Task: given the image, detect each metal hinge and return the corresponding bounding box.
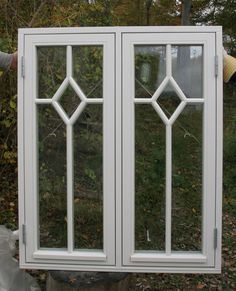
[22,224,26,244]
[214,228,217,249]
[21,56,25,78]
[215,55,219,77]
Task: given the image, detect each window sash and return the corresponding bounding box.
[18,27,222,273]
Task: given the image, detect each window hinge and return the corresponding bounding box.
[214,228,217,249]
[21,56,25,78]
[22,224,26,244]
[215,55,219,77]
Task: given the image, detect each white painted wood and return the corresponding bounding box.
[52,100,70,124]
[66,46,72,77]
[122,35,135,266]
[165,124,172,255]
[20,32,116,266]
[52,78,69,102]
[166,44,172,77]
[18,29,26,264]
[18,26,222,35]
[201,33,216,267]
[169,101,186,125]
[86,98,103,104]
[130,253,207,263]
[19,263,220,273]
[115,30,122,269]
[18,26,222,273]
[186,98,204,104]
[68,77,87,102]
[66,124,74,253]
[33,250,106,261]
[69,101,87,125]
[151,77,169,102]
[152,101,169,125]
[169,77,186,101]
[122,29,220,270]
[35,99,52,104]
[215,29,223,272]
[134,98,152,104]
[102,36,116,265]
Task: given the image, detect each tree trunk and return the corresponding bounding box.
[146,0,153,25]
[181,0,192,25]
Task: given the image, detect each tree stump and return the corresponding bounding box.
[46,271,130,291]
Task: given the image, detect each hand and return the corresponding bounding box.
[10,51,17,70]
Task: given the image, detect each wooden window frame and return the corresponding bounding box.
[18,26,222,273]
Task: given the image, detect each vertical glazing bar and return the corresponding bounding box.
[67,124,74,253]
[67,45,72,77]
[166,44,172,77]
[66,45,73,252]
[165,44,172,255]
[165,123,172,255]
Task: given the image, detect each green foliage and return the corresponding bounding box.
[223,83,236,205]
[192,0,236,52]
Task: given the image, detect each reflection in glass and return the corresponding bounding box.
[38,105,67,248]
[59,85,81,118]
[157,82,181,118]
[172,46,203,98]
[172,104,203,251]
[135,46,166,98]
[73,46,103,99]
[37,47,66,99]
[74,105,103,250]
[135,105,165,251]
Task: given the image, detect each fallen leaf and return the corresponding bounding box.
[196,283,205,289]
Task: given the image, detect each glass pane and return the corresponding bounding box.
[59,85,81,118]
[172,104,203,251]
[38,105,67,248]
[135,46,166,98]
[73,46,103,99]
[135,104,165,251]
[172,46,203,99]
[157,82,181,118]
[74,105,103,250]
[37,47,66,99]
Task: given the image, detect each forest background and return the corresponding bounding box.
[0,0,236,290]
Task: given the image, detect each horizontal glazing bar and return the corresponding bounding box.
[186,98,205,103]
[134,98,152,104]
[86,98,104,104]
[35,99,52,104]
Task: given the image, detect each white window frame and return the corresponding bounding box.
[18,26,222,273]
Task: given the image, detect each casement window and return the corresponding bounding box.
[18,27,222,273]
